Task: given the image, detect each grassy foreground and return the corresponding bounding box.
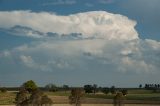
[0,89,160,105]
[0,92,16,105]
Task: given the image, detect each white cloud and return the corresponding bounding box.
[20,55,34,67]
[20,55,52,72]
[0,11,159,74]
[0,10,138,40]
[1,38,159,73]
[120,57,155,73]
[48,60,70,69]
[3,50,11,57]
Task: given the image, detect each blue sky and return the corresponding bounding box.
[0,0,160,87]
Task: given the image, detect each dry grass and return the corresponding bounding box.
[1,90,160,105]
[0,92,16,105]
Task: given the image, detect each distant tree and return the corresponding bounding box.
[93,84,98,94]
[23,80,38,93]
[16,81,53,106]
[139,84,142,88]
[15,88,53,106]
[45,83,58,92]
[29,89,53,106]
[29,89,43,105]
[110,86,116,94]
[0,87,7,93]
[15,88,28,106]
[113,92,125,106]
[155,84,158,88]
[145,84,149,89]
[63,85,69,93]
[102,87,110,95]
[98,86,102,91]
[69,88,83,106]
[121,89,128,96]
[84,85,93,94]
[151,84,154,88]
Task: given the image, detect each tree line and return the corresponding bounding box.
[144,84,160,89]
[13,80,127,106]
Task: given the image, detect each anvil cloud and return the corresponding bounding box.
[0,11,159,75]
[0,11,138,40]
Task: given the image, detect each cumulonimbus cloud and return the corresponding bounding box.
[0,10,138,40]
[0,11,159,74]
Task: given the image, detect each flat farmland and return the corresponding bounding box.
[1,90,160,105]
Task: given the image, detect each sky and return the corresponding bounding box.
[0,0,160,87]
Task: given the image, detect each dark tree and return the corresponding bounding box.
[63,85,69,93]
[93,84,98,94]
[102,87,110,95]
[113,92,125,106]
[145,84,149,89]
[29,89,53,106]
[23,80,38,93]
[15,82,53,106]
[15,88,28,106]
[139,84,142,88]
[121,89,128,96]
[155,84,158,88]
[110,86,116,94]
[0,87,7,93]
[69,88,83,106]
[45,83,58,92]
[29,89,43,105]
[84,85,93,93]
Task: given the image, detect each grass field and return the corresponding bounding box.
[0,89,160,105]
[45,91,71,96]
[85,93,160,101]
[0,92,16,105]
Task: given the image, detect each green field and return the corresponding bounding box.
[0,89,160,105]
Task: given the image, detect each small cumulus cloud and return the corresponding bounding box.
[3,50,11,57]
[20,55,34,67]
[20,55,52,72]
[48,60,71,69]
